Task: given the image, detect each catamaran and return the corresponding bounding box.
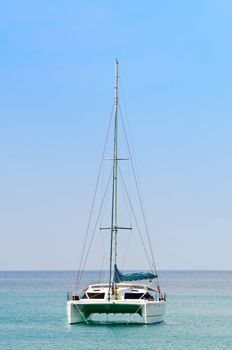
[67,60,166,324]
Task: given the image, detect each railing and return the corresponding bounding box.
[158,292,167,301]
[67,290,167,302]
[67,291,80,301]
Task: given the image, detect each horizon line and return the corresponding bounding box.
[0,269,231,272]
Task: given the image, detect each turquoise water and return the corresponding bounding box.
[0,271,232,349]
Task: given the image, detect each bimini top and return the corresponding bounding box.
[114,264,157,283]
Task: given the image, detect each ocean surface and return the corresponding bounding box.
[0,270,232,350]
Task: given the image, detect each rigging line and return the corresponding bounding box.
[98,256,104,283]
[118,170,133,269]
[76,166,113,289]
[76,165,113,288]
[118,166,153,271]
[74,104,114,290]
[100,166,112,230]
[100,223,108,263]
[117,82,140,197]
[74,305,89,324]
[126,304,144,325]
[100,154,104,227]
[118,158,132,227]
[98,236,109,283]
[118,75,131,137]
[98,210,109,282]
[104,264,109,284]
[119,105,158,278]
[121,228,132,269]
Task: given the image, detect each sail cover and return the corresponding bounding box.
[114,265,157,282]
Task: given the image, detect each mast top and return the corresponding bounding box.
[114,59,119,107]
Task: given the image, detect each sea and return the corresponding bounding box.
[0,270,232,350]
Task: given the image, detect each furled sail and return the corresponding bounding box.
[114,265,157,282]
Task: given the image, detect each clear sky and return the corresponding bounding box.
[0,0,232,270]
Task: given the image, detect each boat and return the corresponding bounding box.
[67,60,166,324]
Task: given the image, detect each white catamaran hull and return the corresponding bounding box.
[67,299,166,324]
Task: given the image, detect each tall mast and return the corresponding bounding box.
[108,59,119,299]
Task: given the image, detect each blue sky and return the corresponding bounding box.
[0,0,232,270]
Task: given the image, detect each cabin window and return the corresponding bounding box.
[142,292,154,301]
[87,293,105,299]
[124,293,144,299]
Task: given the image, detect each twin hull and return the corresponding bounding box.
[67,299,166,324]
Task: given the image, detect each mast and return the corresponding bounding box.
[108,59,119,299]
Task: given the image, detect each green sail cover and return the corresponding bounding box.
[114,265,157,282]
